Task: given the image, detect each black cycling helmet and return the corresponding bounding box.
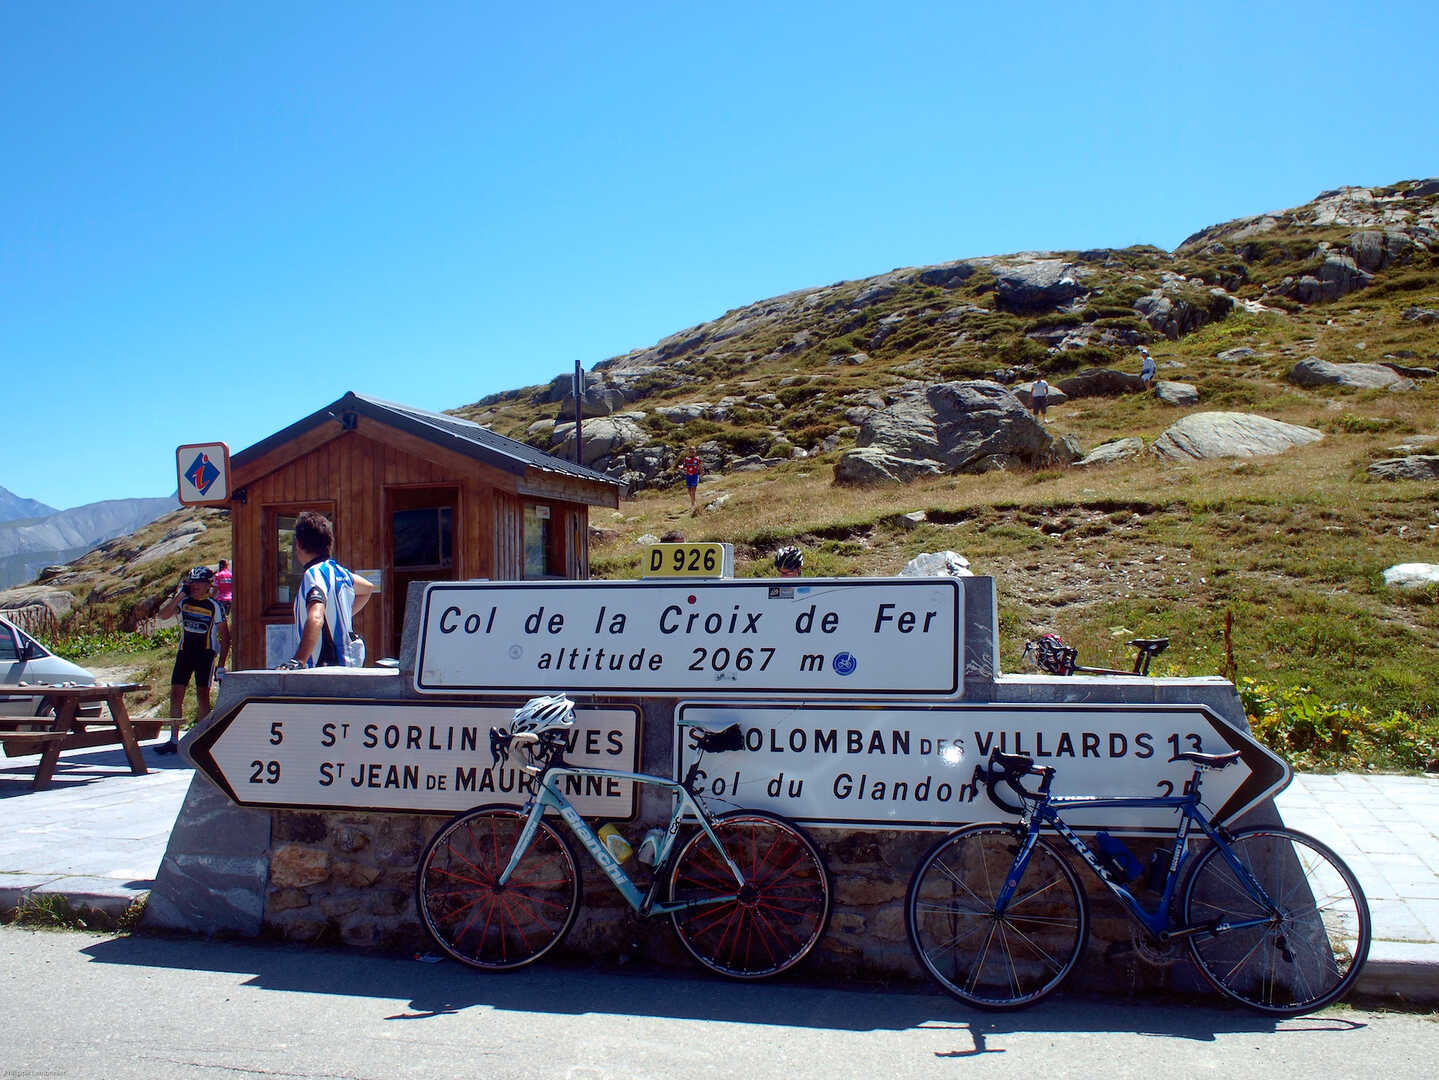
[185,566,216,585]
[774,546,803,572]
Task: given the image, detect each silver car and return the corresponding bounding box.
[0,614,97,717]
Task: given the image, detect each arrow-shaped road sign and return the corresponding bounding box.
[188,697,642,818]
[672,701,1290,832]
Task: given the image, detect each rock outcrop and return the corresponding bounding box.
[1366,456,1439,481]
[834,381,1051,485]
[1151,413,1323,461]
[1075,438,1146,468]
[1288,359,1417,391]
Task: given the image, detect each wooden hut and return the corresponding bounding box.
[226,391,622,668]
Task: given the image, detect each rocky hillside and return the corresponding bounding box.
[0,495,178,589]
[456,179,1438,494]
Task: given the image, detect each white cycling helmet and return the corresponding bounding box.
[510,694,575,734]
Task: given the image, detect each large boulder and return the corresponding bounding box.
[1154,381,1199,406]
[1013,382,1069,409]
[1151,412,1323,461]
[1366,456,1439,481]
[900,551,973,578]
[834,381,1051,485]
[1288,359,1416,391]
[990,259,1085,313]
[833,448,945,485]
[1133,287,1234,340]
[1348,230,1414,272]
[0,585,76,621]
[1075,438,1145,467]
[127,520,207,569]
[1382,563,1439,588]
[1056,368,1146,398]
[551,414,651,468]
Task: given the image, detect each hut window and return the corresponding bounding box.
[394,507,453,570]
[274,513,302,606]
[523,504,558,578]
[263,503,335,612]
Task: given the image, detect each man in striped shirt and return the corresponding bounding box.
[278,512,375,670]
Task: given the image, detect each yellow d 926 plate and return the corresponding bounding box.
[641,542,734,579]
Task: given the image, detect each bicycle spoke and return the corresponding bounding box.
[1183,828,1369,1015]
[907,826,1086,1010]
[670,813,831,979]
[416,808,581,971]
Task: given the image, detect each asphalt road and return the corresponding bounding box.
[1,926,1433,1080]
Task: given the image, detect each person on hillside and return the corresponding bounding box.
[154,565,229,754]
[278,511,375,670]
[680,447,703,515]
[774,546,803,578]
[213,559,233,616]
[1030,377,1050,420]
[1139,346,1157,389]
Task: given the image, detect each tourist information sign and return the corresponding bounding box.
[413,578,963,698]
[674,700,1289,832]
[188,697,642,817]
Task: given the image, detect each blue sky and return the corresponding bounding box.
[4,1,1433,509]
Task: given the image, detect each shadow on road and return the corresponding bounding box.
[80,933,1367,1045]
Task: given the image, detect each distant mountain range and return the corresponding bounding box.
[0,486,177,589]
[0,486,57,523]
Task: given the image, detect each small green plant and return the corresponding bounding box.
[1330,413,1398,434]
[6,893,106,931]
[1239,678,1437,773]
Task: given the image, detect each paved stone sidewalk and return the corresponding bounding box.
[0,741,195,913]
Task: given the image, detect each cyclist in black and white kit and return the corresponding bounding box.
[155,565,230,754]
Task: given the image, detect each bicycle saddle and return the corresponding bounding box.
[1128,637,1170,652]
[693,724,744,753]
[1172,750,1241,770]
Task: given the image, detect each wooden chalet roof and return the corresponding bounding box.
[231,391,623,507]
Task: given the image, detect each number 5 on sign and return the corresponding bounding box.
[642,543,733,579]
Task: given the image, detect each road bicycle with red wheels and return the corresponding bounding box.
[416,694,831,979]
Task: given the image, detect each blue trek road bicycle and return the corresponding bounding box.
[416,696,832,979]
[906,749,1370,1015]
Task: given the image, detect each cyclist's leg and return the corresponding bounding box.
[1182,826,1370,1015]
[416,805,582,971]
[668,810,831,979]
[906,824,1088,1009]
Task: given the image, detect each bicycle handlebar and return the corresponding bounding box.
[975,750,1055,815]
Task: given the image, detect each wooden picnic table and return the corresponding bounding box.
[0,683,157,791]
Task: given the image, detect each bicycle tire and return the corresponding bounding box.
[906,824,1088,1009]
[1182,826,1370,1015]
[415,805,582,971]
[668,810,831,979]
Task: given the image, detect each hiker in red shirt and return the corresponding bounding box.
[680,447,703,514]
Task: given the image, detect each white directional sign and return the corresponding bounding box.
[413,578,963,698]
[674,701,1290,832]
[189,697,642,817]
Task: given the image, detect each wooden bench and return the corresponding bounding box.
[0,683,153,790]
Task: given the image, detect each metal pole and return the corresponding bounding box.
[573,358,584,466]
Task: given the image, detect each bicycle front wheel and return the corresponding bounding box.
[416,806,582,971]
[906,824,1088,1009]
[1183,826,1370,1015]
[668,810,831,979]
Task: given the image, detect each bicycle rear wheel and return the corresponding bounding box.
[906,824,1088,1009]
[668,810,831,979]
[416,806,582,971]
[1183,826,1370,1015]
